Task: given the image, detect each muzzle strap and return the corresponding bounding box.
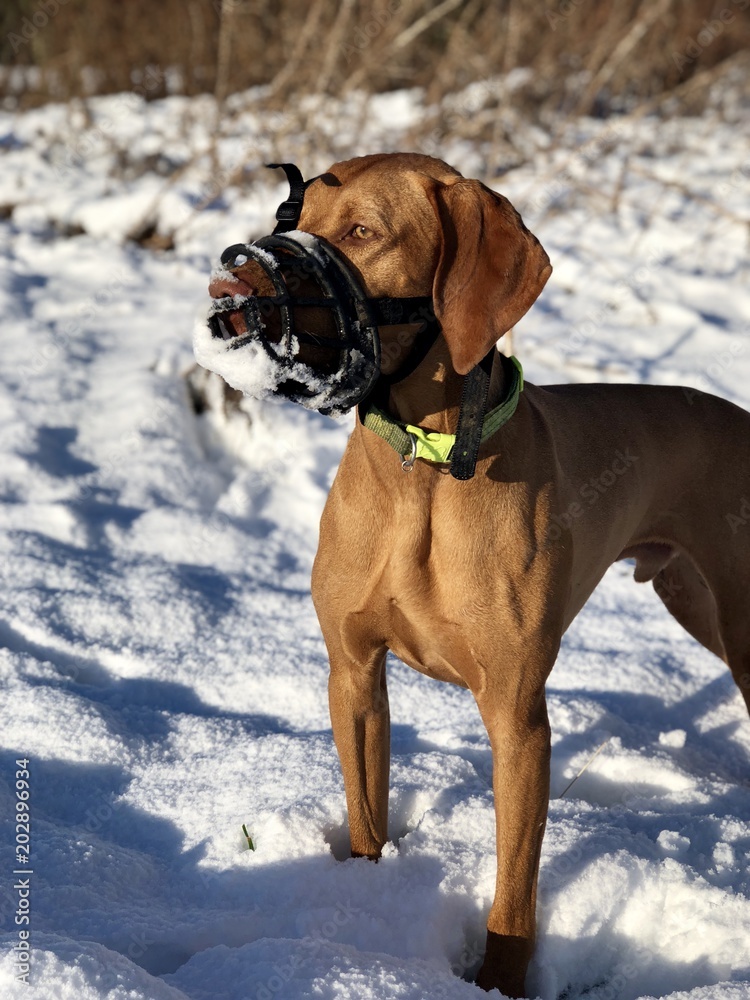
[370,297,435,326]
[450,350,495,480]
[268,162,307,233]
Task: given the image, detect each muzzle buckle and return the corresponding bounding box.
[268,162,307,234]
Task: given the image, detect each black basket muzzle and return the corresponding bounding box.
[207,233,381,417]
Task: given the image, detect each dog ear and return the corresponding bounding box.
[425,178,552,375]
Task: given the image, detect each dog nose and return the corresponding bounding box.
[208,275,254,299]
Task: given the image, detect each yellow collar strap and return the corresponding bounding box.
[362,355,523,468]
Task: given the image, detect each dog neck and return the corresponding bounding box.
[379,330,505,436]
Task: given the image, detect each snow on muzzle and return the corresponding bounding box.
[194,231,380,417]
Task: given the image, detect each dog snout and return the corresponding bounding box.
[208,275,254,299]
[208,275,256,339]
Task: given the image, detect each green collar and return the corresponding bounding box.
[362,355,523,468]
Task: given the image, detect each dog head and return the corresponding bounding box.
[203,153,551,403]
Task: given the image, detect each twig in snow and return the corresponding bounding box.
[557,738,610,799]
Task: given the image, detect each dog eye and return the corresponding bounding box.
[349,225,375,240]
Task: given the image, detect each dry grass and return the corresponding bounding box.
[1,0,748,120]
[2,0,747,246]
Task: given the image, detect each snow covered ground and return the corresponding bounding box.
[0,87,749,1000]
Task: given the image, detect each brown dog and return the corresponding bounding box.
[209,153,750,997]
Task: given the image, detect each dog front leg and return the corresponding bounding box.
[475,688,551,998]
[328,647,390,859]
